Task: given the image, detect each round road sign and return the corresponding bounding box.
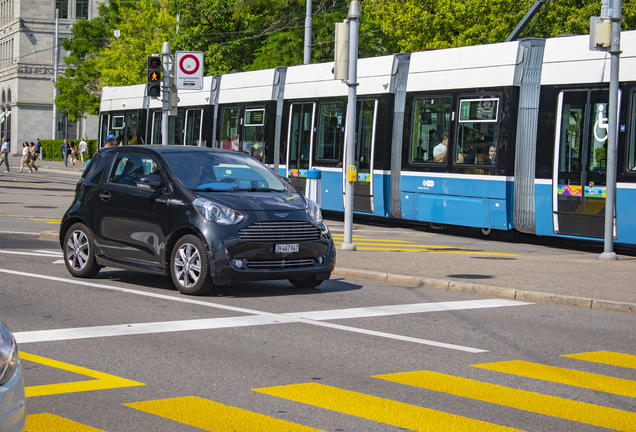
[179,54,200,75]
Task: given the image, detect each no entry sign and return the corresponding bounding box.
[175,51,204,90]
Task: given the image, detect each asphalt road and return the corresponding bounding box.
[1,169,636,431]
[1,231,635,432]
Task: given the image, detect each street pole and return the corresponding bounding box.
[304,0,312,64]
[51,8,59,140]
[600,0,621,261]
[161,42,170,146]
[340,1,361,252]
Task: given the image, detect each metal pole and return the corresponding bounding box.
[341,1,361,252]
[51,8,59,140]
[303,0,312,64]
[600,0,621,261]
[161,42,170,146]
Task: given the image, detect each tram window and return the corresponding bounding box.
[152,111,161,144]
[243,109,265,158]
[220,108,240,151]
[628,93,636,172]
[112,116,124,129]
[456,98,499,165]
[185,109,202,146]
[126,113,141,145]
[411,97,452,163]
[316,103,343,161]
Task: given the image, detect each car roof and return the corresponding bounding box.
[102,145,239,155]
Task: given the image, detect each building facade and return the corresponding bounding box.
[1,0,100,156]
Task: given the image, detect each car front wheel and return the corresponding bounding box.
[63,223,100,278]
[170,235,211,295]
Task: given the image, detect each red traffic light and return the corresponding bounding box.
[148,56,161,69]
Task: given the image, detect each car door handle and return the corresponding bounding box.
[156,198,184,207]
[98,191,111,201]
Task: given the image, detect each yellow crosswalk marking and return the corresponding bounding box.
[254,382,525,432]
[374,370,636,431]
[26,413,106,431]
[125,396,325,432]
[20,352,144,397]
[563,351,636,369]
[473,360,636,398]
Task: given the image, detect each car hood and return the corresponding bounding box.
[194,191,308,212]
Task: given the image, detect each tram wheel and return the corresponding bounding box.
[481,228,492,237]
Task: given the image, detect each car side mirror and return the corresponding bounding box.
[137,174,163,189]
[282,177,291,184]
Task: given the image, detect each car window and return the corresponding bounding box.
[163,150,286,192]
[109,153,159,187]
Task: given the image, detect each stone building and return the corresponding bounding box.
[1,0,100,156]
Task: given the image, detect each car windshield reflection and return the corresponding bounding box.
[162,150,287,192]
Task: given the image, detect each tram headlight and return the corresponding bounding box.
[0,321,19,386]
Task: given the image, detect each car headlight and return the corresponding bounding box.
[193,198,244,225]
[0,321,19,386]
[306,199,323,224]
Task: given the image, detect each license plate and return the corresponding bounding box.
[275,244,299,253]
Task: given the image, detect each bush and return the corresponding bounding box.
[40,139,98,161]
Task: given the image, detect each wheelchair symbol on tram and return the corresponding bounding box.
[593,104,609,143]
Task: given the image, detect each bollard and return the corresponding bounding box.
[306,168,322,207]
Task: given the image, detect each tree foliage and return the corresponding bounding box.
[361,0,636,54]
[167,0,348,74]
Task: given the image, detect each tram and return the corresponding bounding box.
[98,30,636,246]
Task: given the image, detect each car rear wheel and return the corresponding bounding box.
[63,223,100,278]
[289,276,323,289]
[170,235,211,295]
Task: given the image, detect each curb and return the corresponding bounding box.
[332,268,636,314]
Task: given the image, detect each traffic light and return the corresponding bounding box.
[147,55,162,97]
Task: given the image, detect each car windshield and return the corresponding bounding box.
[162,150,287,192]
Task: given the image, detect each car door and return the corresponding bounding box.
[93,151,166,265]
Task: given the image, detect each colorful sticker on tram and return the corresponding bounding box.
[357,173,371,182]
[584,186,606,198]
[288,169,299,177]
[557,185,582,196]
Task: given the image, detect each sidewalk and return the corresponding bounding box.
[31,159,636,314]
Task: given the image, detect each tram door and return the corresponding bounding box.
[353,100,377,212]
[553,90,613,238]
[287,103,314,195]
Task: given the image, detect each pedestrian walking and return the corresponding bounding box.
[18,141,32,173]
[68,141,77,165]
[0,137,10,173]
[79,137,87,165]
[60,139,68,166]
[28,142,38,172]
[34,138,42,161]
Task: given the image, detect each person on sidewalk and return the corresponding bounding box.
[60,139,68,166]
[28,142,38,172]
[68,141,77,165]
[78,137,87,165]
[34,138,42,161]
[0,137,10,173]
[18,141,32,173]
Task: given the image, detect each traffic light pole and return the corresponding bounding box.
[161,42,171,146]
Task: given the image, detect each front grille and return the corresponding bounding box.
[245,258,315,269]
[239,221,321,243]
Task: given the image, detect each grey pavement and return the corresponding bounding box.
[13,159,636,314]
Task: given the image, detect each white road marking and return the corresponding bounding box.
[0,250,67,258]
[33,250,63,256]
[2,269,531,353]
[52,259,64,264]
[0,231,39,235]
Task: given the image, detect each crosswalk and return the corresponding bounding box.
[24,350,636,431]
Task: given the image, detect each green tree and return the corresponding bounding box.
[96,0,176,87]
[361,0,636,54]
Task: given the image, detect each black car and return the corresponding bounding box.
[60,146,336,295]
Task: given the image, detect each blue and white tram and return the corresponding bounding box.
[98,30,636,247]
